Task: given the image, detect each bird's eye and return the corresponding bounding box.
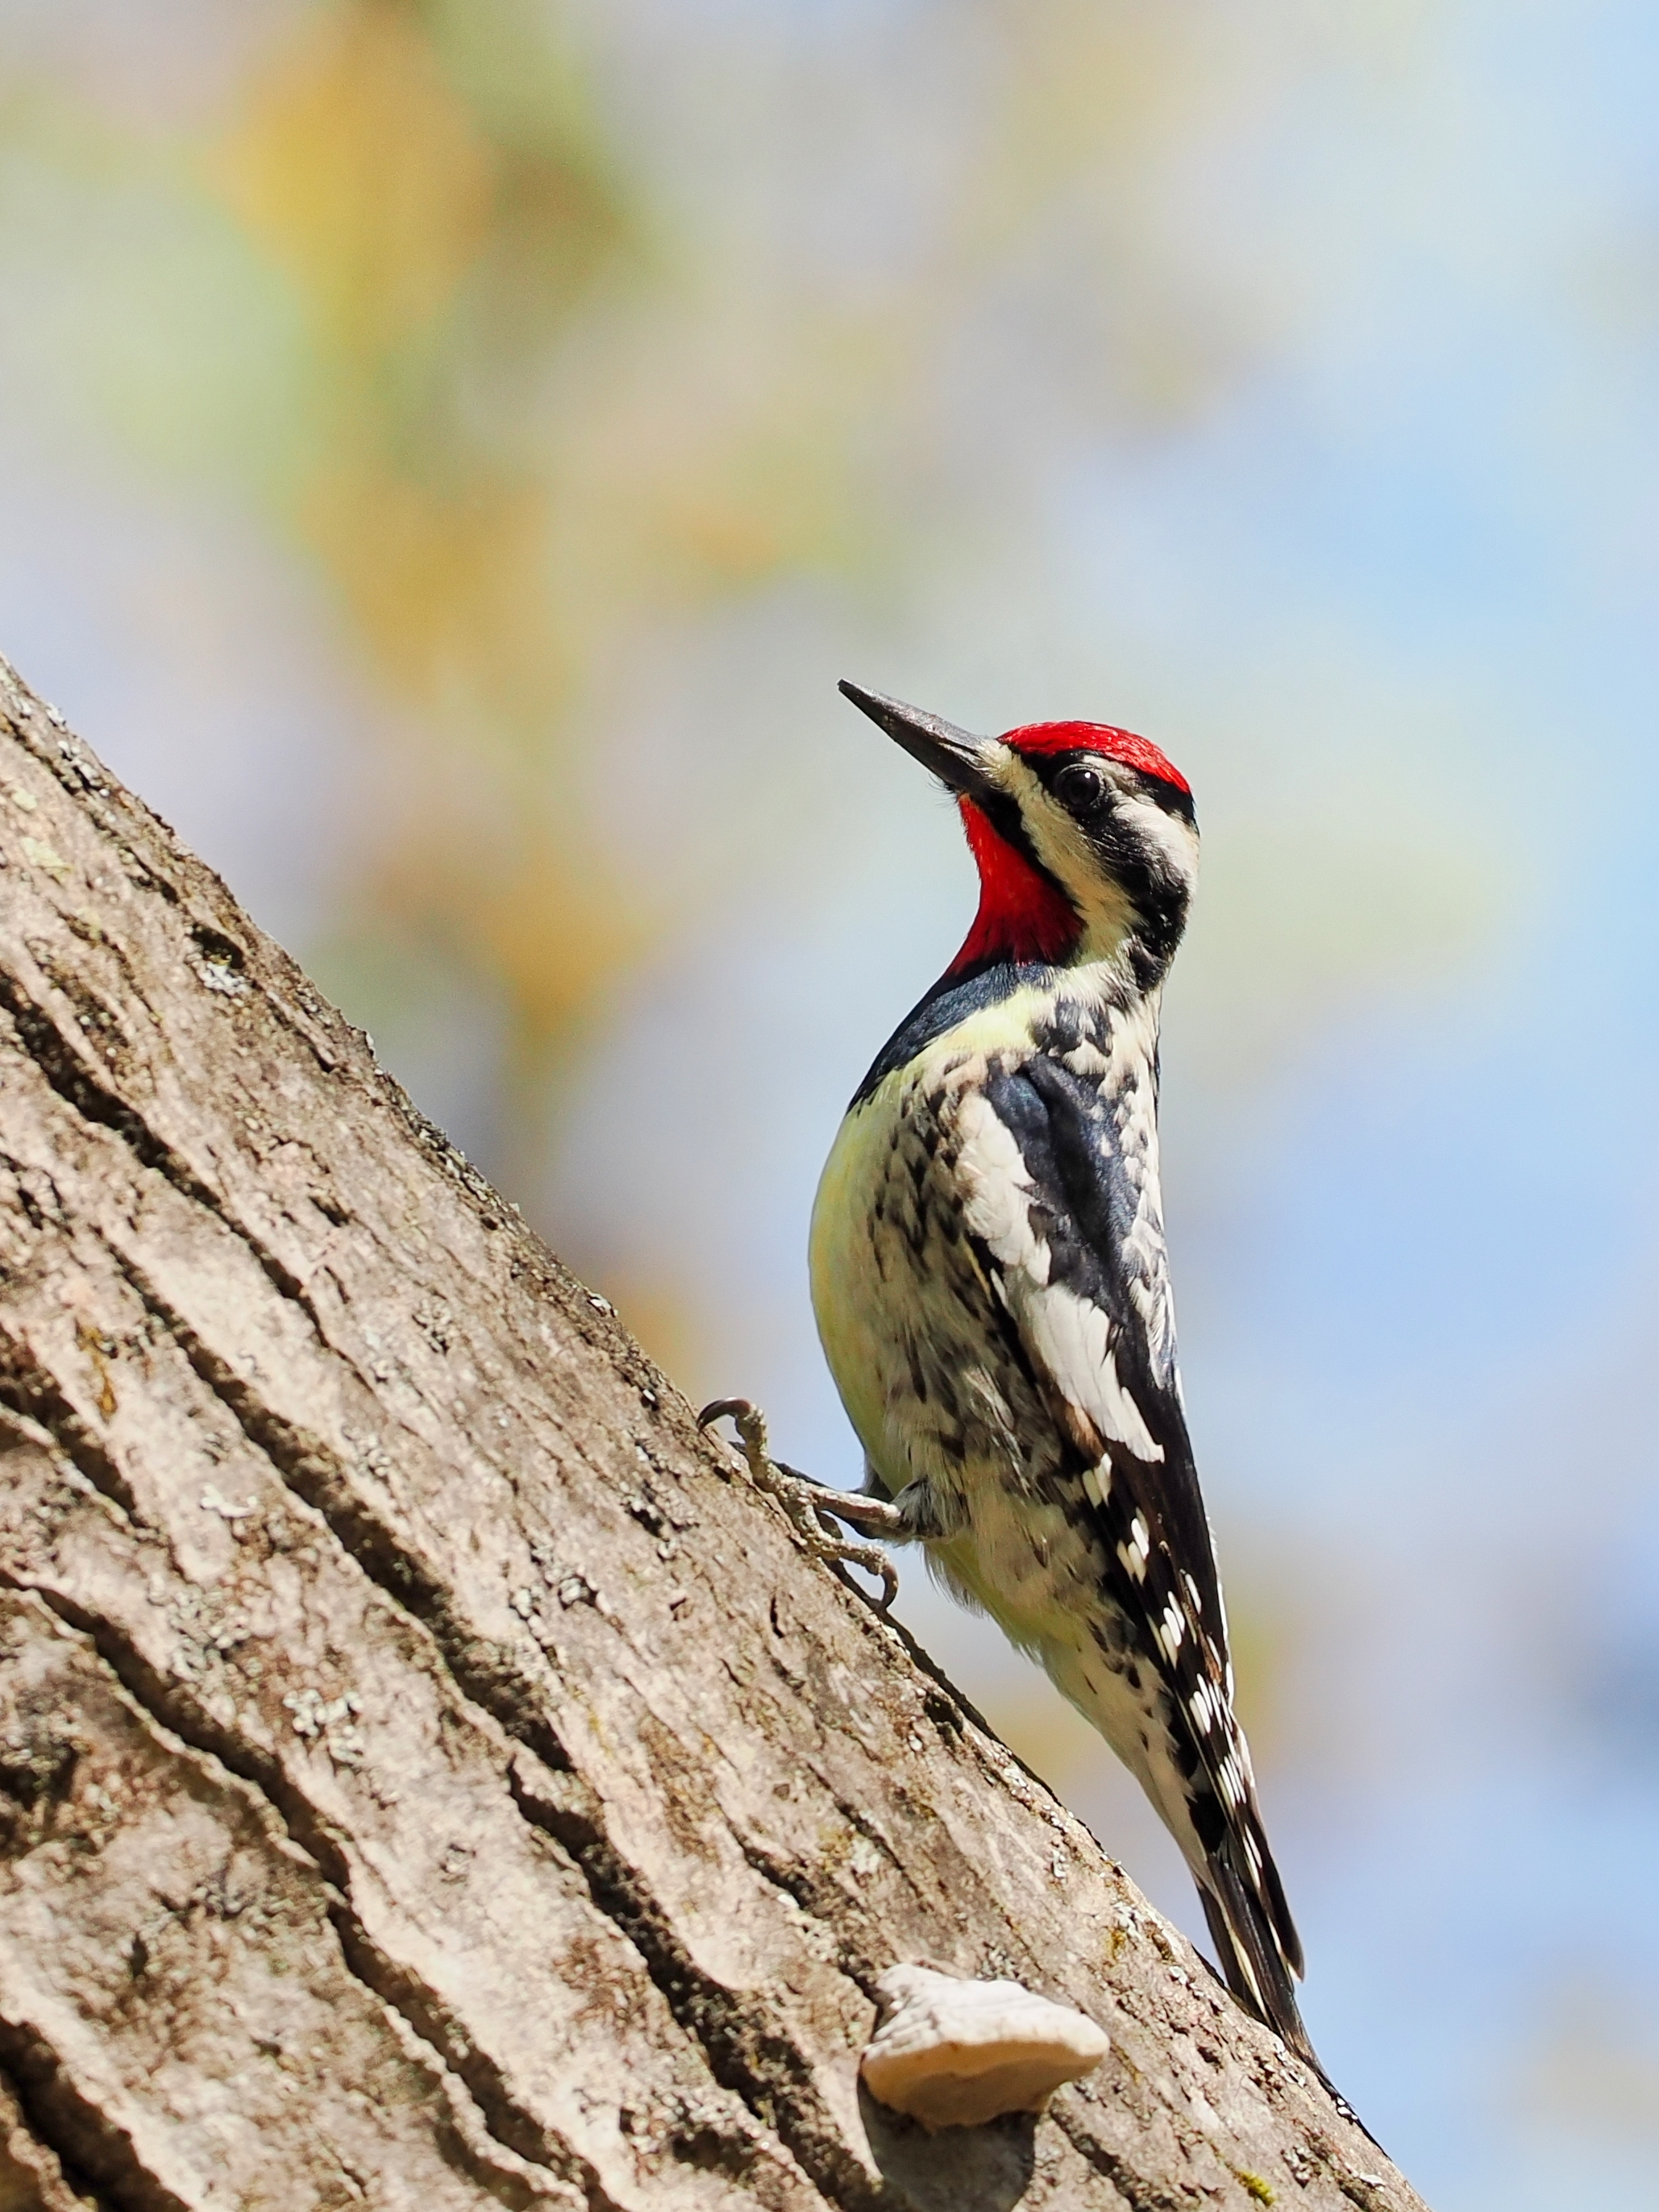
[1054,763,1108,817]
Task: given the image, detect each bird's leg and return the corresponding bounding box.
[698,1397,903,1612]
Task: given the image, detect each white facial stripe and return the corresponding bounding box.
[1113,792,1200,895]
[1002,755,1134,950]
[992,748,1197,961]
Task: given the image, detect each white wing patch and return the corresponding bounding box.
[1021,1283,1165,1462]
[955,1091,1051,1283]
[953,1084,1166,1464]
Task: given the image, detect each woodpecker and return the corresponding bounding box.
[797,679,1319,2073]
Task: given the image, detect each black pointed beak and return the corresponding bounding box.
[838,680,1002,803]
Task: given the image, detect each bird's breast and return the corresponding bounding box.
[809,971,1175,1498]
[812,991,1043,1491]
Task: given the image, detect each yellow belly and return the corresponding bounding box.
[808,1079,907,1485]
[808,979,1217,1860]
[809,983,1086,1627]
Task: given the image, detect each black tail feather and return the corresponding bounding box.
[1199,1842,1382,2148]
[1201,1843,1311,2060]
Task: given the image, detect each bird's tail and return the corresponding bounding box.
[1198,1825,1378,2142]
[1199,1819,1308,2059]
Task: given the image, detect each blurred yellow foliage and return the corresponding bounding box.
[305,457,555,713]
[205,0,651,1115]
[216,1,495,362]
[196,0,1282,1245]
[376,813,649,1048]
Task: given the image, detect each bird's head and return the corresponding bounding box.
[840,680,1198,992]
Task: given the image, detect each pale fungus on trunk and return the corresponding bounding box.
[859,1965,1110,2131]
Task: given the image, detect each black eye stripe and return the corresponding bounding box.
[1025,749,1196,827]
[1052,762,1108,816]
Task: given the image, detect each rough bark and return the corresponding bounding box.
[0,653,1429,2212]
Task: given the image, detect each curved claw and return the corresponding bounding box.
[823,1532,900,1615]
[698,1397,771,1469]
[697,1396,755,1431]
[698,1395,900,1614]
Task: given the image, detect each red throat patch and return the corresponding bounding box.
[947,798,1080,977]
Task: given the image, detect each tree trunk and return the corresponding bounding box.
[0,654,1428,2212]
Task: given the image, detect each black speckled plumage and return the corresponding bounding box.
[811,688,1330,2085]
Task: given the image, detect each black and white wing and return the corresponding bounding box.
[956,1050,1312,2063]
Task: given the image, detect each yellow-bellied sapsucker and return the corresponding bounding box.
[804,680,1317,2070]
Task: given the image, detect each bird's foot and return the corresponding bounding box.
[698,1397,902,1613]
